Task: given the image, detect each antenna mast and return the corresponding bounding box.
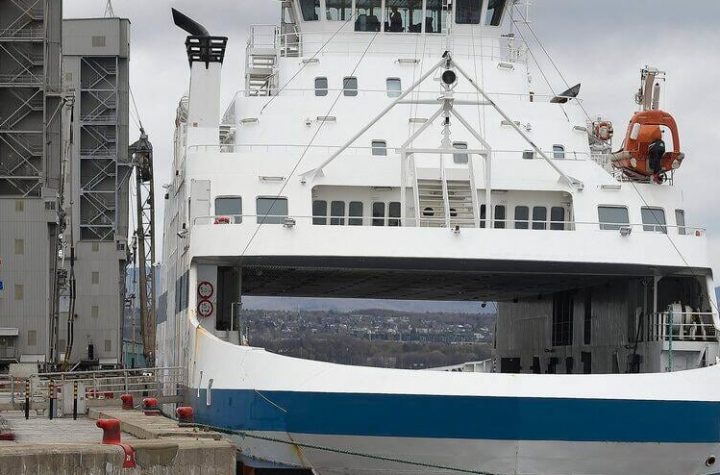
[104,0,115,17]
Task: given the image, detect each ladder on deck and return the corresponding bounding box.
[245,26,280,97]
[415,174,478,228]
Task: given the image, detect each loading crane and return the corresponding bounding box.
[129,129,156,368]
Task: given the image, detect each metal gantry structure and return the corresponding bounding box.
[129,130,156,368]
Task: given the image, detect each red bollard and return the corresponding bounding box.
[176,406,194,426]
[96,418,121,444]
[120,394,134,410]
[96,418,136,468]
[142,397,160,416]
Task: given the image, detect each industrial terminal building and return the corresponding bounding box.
[0,0,131,369]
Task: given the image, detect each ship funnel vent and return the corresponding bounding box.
[172,9,228,68]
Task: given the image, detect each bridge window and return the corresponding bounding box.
[312,200,327,225]
[453,142,468,164]
[386,77,402,97]
[349,201,364,225]
[388,202,401,226]
[550,206,565,230]
[598,205,629,230]
[532,206,547,230]
[215,196,242,223]
[484,0,507,26]
[315,77,328,96]
[299,0,320,21]
[256,197,288,224]
[355,0,382,31]
[514,206,529,230]
[343,76,358,96]
[424,0,447,33]
[331,201,346,225]
[372,202,386,225]
[385,0,423,32]
[455,0,481,24]
[371,140,387,156]
[552,291,573,346]
[641,207,667,233]
[326,0,352,20]
[675,209,686,235]
[494,205,506,228]
[553,144,565,159]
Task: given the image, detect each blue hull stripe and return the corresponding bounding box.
[192,389,720,443]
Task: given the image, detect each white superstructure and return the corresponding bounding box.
[158,2,720,474]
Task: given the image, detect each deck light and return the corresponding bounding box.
[283,217,296,228]
[619,226,632,237]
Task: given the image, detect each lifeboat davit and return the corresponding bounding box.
[610,109,685,183]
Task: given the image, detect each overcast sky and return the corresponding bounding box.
[63,1,720,276]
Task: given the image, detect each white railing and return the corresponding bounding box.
[649,312,717,343]
[192,214,706,235]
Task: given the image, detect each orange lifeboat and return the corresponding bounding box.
[611,109,685,183]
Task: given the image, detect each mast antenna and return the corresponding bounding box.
[104,0,115,17]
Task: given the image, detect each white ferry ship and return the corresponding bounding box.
[157,2,720,474]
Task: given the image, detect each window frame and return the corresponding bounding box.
[313,200,328,225]
[314,76,328,96]
[641,206,667,233]
[550,206,566,231]
[598,205,629,231]
[455,0,482,24]
[675,209,686,235]
[532,206,547,230]
[371,139,388,156]
[343,76,358,96]
[349,201,364,226]
[330,200,346,225]
[298,0,321,21]
[452,141,469,164]
[552,144,565,159]
[522,150,534,160]
[386,77,402,97]
[514,206,529,230]
[215,196,243,224]
[256,196,289,224]
[372,202,386,226]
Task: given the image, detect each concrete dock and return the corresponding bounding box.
[0,408,236,474]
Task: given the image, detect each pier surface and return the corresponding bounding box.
[0,408,235,474]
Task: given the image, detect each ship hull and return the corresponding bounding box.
[186,330,720,475]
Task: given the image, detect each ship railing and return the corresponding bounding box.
[247,24,280,50]
[256,28,527,61]
[647,312,718,343]
[192,214,705,235]
[188,144,591,159]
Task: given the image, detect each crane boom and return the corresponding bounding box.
[129,129,156,367]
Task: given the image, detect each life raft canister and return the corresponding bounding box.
[610,109,685,183]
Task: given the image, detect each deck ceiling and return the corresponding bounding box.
[198,256,694,301]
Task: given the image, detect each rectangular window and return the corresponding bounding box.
[326,0,351,21]
[552,291,573,346]
[581,351,592,374]
[313,200,328,225]
[522,150,534,160]
[91,272,100,285]
[15,200,23,212]
[641,207,667,233]
[553,144,565,159]
[388,202,401,227]
[550,206,565,230]
[104,339,112,352]
[584,292,592,345]
[92,242,99,252]
[215,196,242,223]
[330,200,346,225]
[14,284,24,301]
[494,205,506,229]
[371,140,387,156]
[314,77,328,96]
[452,142,468,164]
[343,76,358,96]
[355,0,382,31]
[532,206,547,230]
[27,330,37,346]
[349,201,364,226]
[565,357,574,374]
[484,0,507,26]
[92,305,99,318]
[675,209,686,235]
[480,204,486,228]
[299,0,320,21]
[531,357,541,374]
[372,202,385,226]
[14,239,24,255]
[385,0,423,32]
[386,78,402,97]
[514,206,529,230]
[424,0,447,33]
[598,206,629,230]
[256,197,288,224]
[455,0,481,24]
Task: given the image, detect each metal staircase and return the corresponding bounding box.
[414,171,479,228]
[447,179,476,227]
[245,26,279,97]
